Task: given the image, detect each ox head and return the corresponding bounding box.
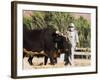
[52,32,71,50]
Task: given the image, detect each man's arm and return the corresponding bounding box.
[75,31,79,44]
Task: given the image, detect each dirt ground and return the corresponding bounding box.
[23,54,91,70]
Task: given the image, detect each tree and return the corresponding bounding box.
[23,11,90,48]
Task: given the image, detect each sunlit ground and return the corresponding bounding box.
[23,53,91,70]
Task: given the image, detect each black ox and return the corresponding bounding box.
[23,27,71,65]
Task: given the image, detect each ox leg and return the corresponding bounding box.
[50,51,55,65]
[44,56,48,65]
[28,56,33,65]
[64,55,69,65]
[49,57,55,65]
[64,50,71,65]
[45,51,55,65]
[54,58,57,64]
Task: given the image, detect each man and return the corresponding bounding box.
[65,23,79,65]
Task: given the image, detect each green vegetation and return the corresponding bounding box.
[23,11,91,48]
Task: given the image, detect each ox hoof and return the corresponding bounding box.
[64,62,69,66]
[64,62,72,66]
[49,63,55,65]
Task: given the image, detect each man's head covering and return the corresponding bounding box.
[68,23,75,28]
